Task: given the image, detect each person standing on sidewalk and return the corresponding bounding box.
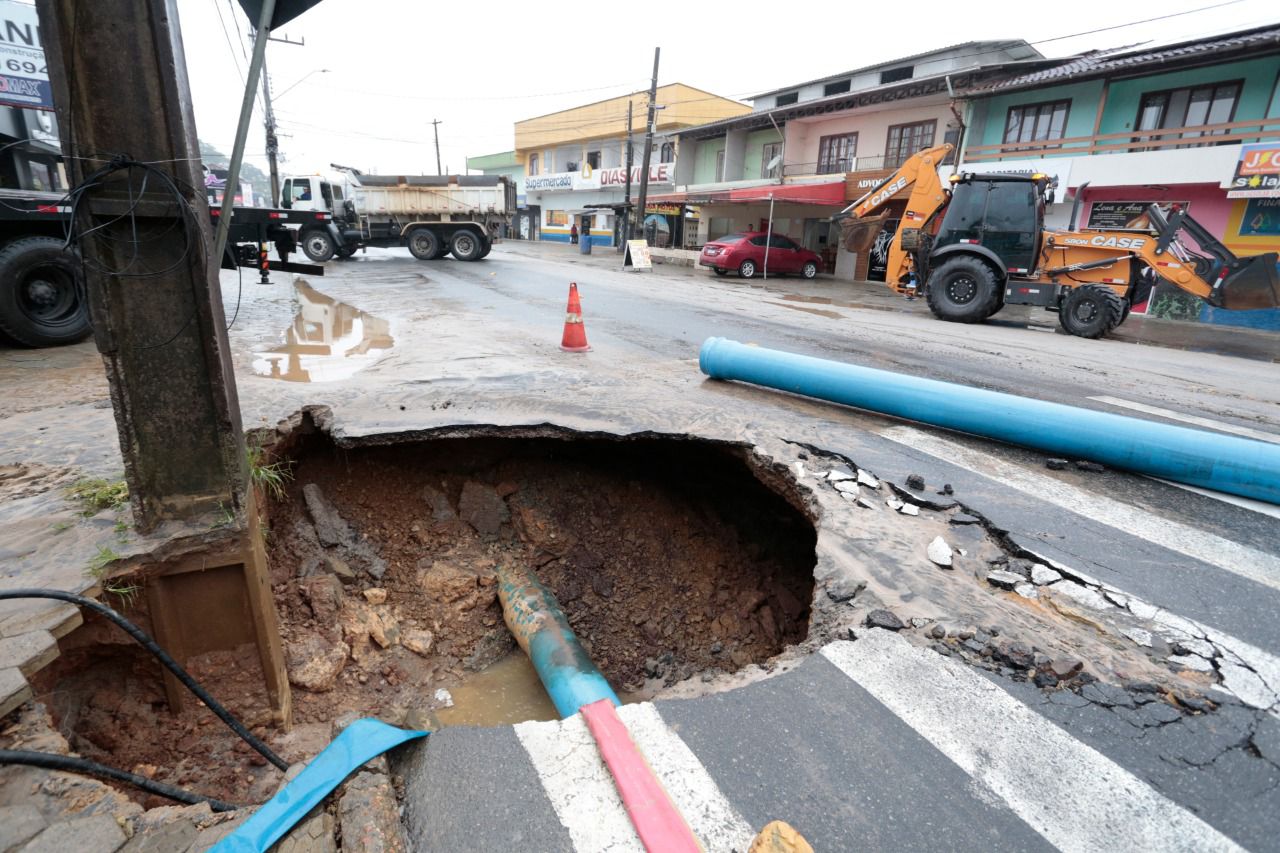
[570,222,579,244]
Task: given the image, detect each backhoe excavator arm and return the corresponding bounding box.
[835,143,953,291]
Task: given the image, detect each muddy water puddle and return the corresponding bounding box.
[252,280,394,382]
[437,653,559,727]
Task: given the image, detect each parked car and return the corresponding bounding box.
[699,231,822,279]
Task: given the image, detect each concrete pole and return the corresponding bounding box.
[432,119,443,176]
[635,47,660,245]
[621,99,633,251]
[262,53,280,207]
[36,0,291,725]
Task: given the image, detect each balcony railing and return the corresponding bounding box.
[783,155,888,177]
[964,117,1280,162]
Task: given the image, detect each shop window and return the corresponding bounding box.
[762,142,783,178]
[1003,100,1071,145]
[1134,81,1241,149]
[528,153,539,175]
[885,120,935,169]
[587,151,601,169]
[547,210,568,226]
[817,133,857,173]
[775,92,799,107]
[823,79,851,97]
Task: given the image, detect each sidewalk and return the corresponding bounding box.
[497,239,1280,363]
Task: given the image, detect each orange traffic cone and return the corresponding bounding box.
[560,282,590,352]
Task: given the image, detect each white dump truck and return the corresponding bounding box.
[282,167,515,263]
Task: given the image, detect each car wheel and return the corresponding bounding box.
[450,229,485,262]
[301,229,336,262]
[738,260,757,279]
[713,268,728,276]
[407,228,440,261]
[801,261,818,279]
[1058,284,1126,338]
[925,256,1001,323]
[0,237,90,347]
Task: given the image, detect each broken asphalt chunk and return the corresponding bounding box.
[833,480,859,495]
[1045,458,1069,470]
[986,570,1024,590]
[949,513,980,525]
[926,536,953,568]
[1075,460,1106,473]
[856,469,879,488]
[865,609,905,631]
[899,503,919,516]
[1030,563,1062,585]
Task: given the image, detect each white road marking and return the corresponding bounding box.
[514,714,642,852]
[515,705,757,852]
[822,632,1244,853]
[1154,477,1280,521]
[878,426,1280,594]
[616,703,757,852]
[1088,396,1280,445]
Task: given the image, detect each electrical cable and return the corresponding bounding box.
[0,750,238,812]
[0,590,288,772]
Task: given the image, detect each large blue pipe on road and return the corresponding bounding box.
[699,337,1280,505]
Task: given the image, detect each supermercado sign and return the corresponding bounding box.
[525,162,673,193]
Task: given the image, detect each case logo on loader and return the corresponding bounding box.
[868,177,908,209]
[1064,235,1148,249]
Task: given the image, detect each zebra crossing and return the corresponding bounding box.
[397,624,1270,851]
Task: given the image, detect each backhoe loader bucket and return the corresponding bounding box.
[1216,252,1280,310]
[840,213,888,254]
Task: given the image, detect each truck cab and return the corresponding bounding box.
[281,175,346,216]
[930,174,1047,276]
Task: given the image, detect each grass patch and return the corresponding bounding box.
[247,444,293,501]
[50,521,72,534]
[104,582,141,609]
[86,545,121,578]
[67,478,129,517]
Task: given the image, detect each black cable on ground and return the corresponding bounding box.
[0,750,237,812]
[0,589,288,771]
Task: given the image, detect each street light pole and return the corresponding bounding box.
[634,47,660,245]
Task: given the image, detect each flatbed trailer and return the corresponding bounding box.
[0,189,322,347]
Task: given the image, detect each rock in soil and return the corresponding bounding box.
[1045,458,1069,470]
[905,474,925,491]
[338,772,408,853]
[865,609,905,631]
[457,481,510,538]
[927,536,953,568]
[303,483,354,547]
[1075,460,1106,473]
[286,632,350,692]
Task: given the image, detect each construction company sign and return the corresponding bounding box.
[524,163,674,194]
[1224,142,1280,198]
[0,1,52,111]
[946,157,1073,204]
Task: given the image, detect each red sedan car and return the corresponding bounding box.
[699,231,822,279]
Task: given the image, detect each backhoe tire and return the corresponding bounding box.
[1059,284,1126,339]
[301,229,336,263]
[925,256,1001,323]
[407,228,441,261]
[0,237,90,348]
[450,229,485,262]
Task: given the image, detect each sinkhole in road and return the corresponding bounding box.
[265,428,819,716]
[26,428,817,809]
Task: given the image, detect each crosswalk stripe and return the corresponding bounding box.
[1087,396,1280,445]
[513,714,642,852]
[821,632,1245,853]
[515,704,757,852]
[616,703,757,852]
[878,425,1280,594]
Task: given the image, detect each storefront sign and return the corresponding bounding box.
[948,157,1073,204]
[525,162,675,194]
[0,1,52,111]
[1087,201,1188,231]
[623,239,652,270]
[1240,198,1280,236]
[645,203,682,216]
[1225,142,1280,198]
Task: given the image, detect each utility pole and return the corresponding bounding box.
[635,47,660,246]
[621,99,633,251]
[262,52,280,206]
[432,119,443,175]
[36,0,291,726]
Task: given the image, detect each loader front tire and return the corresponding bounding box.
[1059,284,1125,339]
[925,256,1000,324]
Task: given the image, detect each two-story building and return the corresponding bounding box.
[515,85,750,246]
[958,24,1280,328]
[662,41,1045,278]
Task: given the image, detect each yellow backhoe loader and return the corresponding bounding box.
[837,144,1280,337]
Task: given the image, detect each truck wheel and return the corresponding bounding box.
[450,229,484,262]
[925,256,1000,323]
[478,238,493,259]
[1058,284,1126,339]
[0,237,90,348]
[334,245,356,260]
[407,228,440,261]
[301,229,336,262]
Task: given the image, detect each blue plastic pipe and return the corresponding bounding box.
[699,337,1280,505]
[211,719,426,853]
[497,564,621,718]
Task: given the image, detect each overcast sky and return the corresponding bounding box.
[174,0,1276,177]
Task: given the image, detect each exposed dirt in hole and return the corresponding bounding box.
[31,429,817,807]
